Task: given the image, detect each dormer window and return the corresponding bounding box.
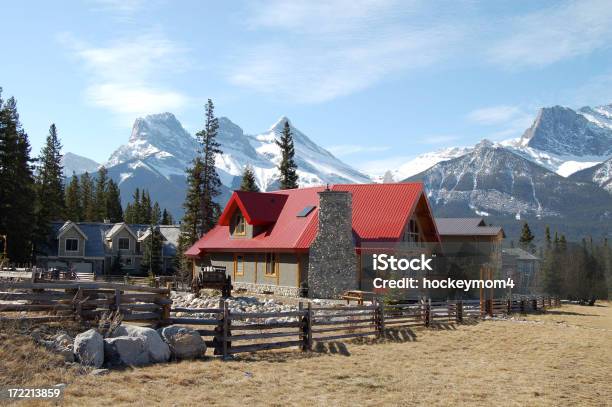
[65,239,79,252]
[118,238,130,250]
[234,212,246,236]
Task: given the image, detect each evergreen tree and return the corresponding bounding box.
[35,123,65,243]
[124,203,134,224]
[195,99,223,234]
[111,252,123,275]
[519,222,535,253]
[544,226,551,250]
[141,190,153,224]
[275,120,299,189]
[140,226,163,275]
[0,90,36,262]
[80,172,96,221]
[240,165,260,192]
[152,201,162,225]
[106,179,123,222]
[131,188,142,223]
[94,166,108,221]
[178,157,205,280]
[161,209,173,225]
[65,172,82,221]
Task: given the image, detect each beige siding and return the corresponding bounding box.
[207,252,300,288]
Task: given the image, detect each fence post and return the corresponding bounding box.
[456,300,463,323]
[532,298,538,312]
[114,288,121,313]
[520,299,525,313]
[74,287,83,322]
[307,302,313,351]
[299,302,307,351]
[374,298,385,337]
[222,300,230,360]
[507,299,512,314]
[422,298,431,327]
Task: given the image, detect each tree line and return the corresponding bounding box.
[0,88,174,264]
[517,222,610,304]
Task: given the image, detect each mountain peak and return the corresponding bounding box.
[269,116,291,132]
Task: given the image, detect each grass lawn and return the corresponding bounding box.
[2,302,611,406]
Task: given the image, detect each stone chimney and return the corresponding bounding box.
[308,190,357,298]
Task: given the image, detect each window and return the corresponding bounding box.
[65,239,78,252]
[234,254,244,276]
[265,253,277,276]
[118,238,130,250]
[121,257,133,267]
[234,212,246,235]
[404,219,421,244]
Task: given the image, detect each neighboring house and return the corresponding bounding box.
[186,183,441,298]
[37,221,180,277]
[434,217,505,273]
[502,248,540,294]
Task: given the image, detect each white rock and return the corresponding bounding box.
[111,325,170,363]
[157,325,206,360]
[73,329,104,368]
[104,336,150,366]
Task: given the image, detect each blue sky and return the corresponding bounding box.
[2,0,612,174]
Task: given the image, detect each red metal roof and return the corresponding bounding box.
[218,191,288,226]
[186,182,439,256]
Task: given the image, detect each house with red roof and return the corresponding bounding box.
[186,183,441,298]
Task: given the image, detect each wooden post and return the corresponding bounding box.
[520,299,525,313]
[532,298,537,312]
[507,299,512,314]
[161,290,171,324]
[307,302,313,351]
[456,300,463,323]
[487,298,493,317]
[75,287,83,322]
[222,300,230,359]
[114,288,121,313]
[299,302,306,351]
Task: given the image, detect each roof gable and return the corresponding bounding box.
[105,222,137,240]
[218,191,289,226]
[57,221,88,240]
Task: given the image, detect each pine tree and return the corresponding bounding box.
[35,123,65,243]
[140,226,163,275]
[195,99,222,234]
[124,203,134,224]
[240,165,260,192]
[0,90,36,262]
[519,222,535,253]
[131,188,142,223]
[275,120,299,189]
[80,172,96,221]
[152,202,162,225]
[106,179,123,222]
[161,209,173,225]
[141,190,153,224]
[93,166,108,221]
[544,226,551,250]
[65,172,82,221]
[178,157,205,280]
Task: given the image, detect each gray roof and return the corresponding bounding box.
[42,222,180,258]
[502,247,539,261]
[435,218,505,237]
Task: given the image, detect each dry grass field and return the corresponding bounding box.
[2,302,611,407]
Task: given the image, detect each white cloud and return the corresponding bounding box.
[326,144,390,156]
[489,0,612,68]
[60,32,190,118]
[230,1,464,103]
[467,105,522,125]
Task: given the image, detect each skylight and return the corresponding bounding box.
[297,205,316,217]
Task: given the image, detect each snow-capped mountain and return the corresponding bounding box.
[62,152,100,175]
[101,113,370,215]
[373,147,472,182]
[406,140,612,239]
[569,157,612,193]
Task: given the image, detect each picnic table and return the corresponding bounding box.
[341,290,375,305]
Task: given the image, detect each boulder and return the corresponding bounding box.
[157,326,206,360]
[73,329,104,368]
[54,333,73,348]
[111,325,170,363]
[104,336,150,366]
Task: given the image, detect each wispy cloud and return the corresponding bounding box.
[59,32,190,118]
[467,104,535,140]
[326,144,390,156]
[467,105,522,125]
[489,0,612,68]
[229,1,464,103]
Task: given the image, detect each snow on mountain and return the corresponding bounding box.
[102,113,370,216]
[62,152,100,175]
[373,146,472,182]
[405,140,612,239]
[569,157,612,193]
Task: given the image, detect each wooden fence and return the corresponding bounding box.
[0,281,171,324]
[0,282,561,359]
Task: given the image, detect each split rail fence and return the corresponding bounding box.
[0,279,561,359]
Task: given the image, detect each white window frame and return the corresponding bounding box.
[118,237,130,251]
[65,238,79,252]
